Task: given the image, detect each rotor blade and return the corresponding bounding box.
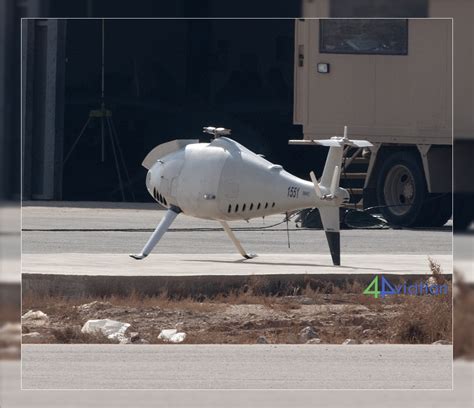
[288,139,343,147]
[330,165,340,196]
[309,171,322,198]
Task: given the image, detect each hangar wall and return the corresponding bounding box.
[0,0,15,200]
[22,19,66,200]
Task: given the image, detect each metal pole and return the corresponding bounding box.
[101,19,105,102]
[63,116,91,165]
[110,117,136,201]
[100,19,105,162]
[101,114,105,162]
[286,212,291,248]
[107,116,125,201]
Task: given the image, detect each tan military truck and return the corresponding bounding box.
[292,3,473,228]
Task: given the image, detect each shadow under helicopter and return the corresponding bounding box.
[186,258,384,271]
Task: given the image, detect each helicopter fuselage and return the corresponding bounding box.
[146,137,348,220]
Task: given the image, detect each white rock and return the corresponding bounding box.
[22,332,41,339]
[158,329,186,343]
[0,322,21,335]
[170,332,186,343]
[0,323,21,345]
[342,338,360,345]
[21,310,49,326]
[158,329,177,340]
[299,326,318,342]
[77,301,112,312]
[81,319,130,342]
[306,338,322,344]
[432,340,450,345]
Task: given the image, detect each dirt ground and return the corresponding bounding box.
[22,279,453,346]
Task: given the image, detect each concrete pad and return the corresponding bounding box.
[22,253,452,277]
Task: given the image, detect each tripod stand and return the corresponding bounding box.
[62,19,134,202]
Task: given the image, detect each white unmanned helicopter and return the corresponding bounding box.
[130,126,372,265]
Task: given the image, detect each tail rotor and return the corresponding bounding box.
[309,171,322,199]
[329,165,340,198]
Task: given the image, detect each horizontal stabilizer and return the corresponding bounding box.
[289,139,372,148]
[142,139,199,169]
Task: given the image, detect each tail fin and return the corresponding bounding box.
[290,126,373,266]
[320,146,344,188]
[318,207,340,266]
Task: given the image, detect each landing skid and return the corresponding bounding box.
[220,221,257,260]
[244,253,257,259]
[130,208,180,260]
[129,253,148,260]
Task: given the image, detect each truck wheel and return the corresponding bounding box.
[424,194,452,227]
[454,195,474,231]
[376,152,427,227]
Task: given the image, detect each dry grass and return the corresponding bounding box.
[453,273,474,359]
[388,260,451,344]
[392,263,452,344]
[393,293,452,343]
[428,256,447,285]
[22,267,455,346]
[183,324,304,344]
[22,290,221,316]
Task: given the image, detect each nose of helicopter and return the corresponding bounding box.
[146,170,153,194]
[146,162,165,198]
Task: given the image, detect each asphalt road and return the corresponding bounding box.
[3,359,473,407]
[22,344,452,390]
[22,203,452,255]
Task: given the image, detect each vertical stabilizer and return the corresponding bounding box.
[318,207,341,266]
[320,146,344,188]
